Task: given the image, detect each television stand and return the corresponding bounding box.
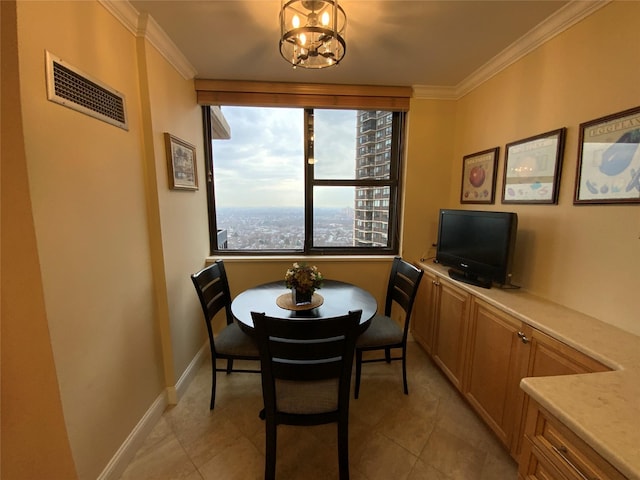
[447,269,492,289]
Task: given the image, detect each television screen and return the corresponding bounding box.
[436,209,517,288]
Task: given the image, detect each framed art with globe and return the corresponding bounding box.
[460,147,499,204]
[574,106,640,204]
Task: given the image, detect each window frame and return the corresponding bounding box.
[203,106,406,256]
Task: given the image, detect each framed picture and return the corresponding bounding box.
[502,128,566,204]
[574,106,640,204]
[164,133,198,190]
[460,147,499,204]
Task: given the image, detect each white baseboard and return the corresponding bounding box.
[171,342,208,403]
[97,343,208,480]
[96,392,167,480]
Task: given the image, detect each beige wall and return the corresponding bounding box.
[141,38,210,385]
[15,2,162,478]
[4,1,208,479]
[1,1,79,478]
[402,99,457,262]
[405,1,640,336]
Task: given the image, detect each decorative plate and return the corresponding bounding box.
[276,292,324,311]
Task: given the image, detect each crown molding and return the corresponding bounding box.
[138,13,198,80]
[411,85,458,101]
[99,0,197,80]
[98,0,138,34]
[413,0,610,101]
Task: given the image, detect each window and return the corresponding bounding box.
[204,106,405,255]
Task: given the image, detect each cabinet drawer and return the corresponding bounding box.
[524,402,626,480]
[520,440,571,480]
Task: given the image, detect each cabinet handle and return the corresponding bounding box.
[432,280,440,287]
[551,445,593,480]
[517,331,529,344]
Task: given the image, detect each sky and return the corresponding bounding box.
[212,106,357,208]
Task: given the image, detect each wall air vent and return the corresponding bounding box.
[45,51,128,130]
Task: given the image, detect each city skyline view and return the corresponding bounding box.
[216,206,354,250]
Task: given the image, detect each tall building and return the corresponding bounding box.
[354,111,393,246]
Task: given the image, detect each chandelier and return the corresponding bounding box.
[279,0,347,69]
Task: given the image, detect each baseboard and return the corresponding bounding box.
[96,343,208,479]
[96,392,168,480]
[172,342,208,403]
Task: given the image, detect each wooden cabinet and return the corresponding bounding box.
[431,277,471,391]
[412,264,612,466]
[525,328,609,377]
[512,327,609,457]
[411,270,438,354]
[519,400,626,480]
[454,296,610,459]
[518,443,569,480]
[463,298,527,448]
[411,270,471,389]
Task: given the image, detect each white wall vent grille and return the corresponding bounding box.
[45,51,128,130]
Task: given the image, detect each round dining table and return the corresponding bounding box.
[231,279,377,332]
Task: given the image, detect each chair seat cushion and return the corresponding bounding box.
[216,322,259,357]
[356,315,403,348]
[275,378,339,414]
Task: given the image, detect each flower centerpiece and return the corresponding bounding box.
[284,262,323,305]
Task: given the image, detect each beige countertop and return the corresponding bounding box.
[418,261,640,480]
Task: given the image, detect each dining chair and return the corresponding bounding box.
[251,309,363,480]
[354,256,423,398]
[191,260,260,409]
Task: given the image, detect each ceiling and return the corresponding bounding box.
[128,0,575,89]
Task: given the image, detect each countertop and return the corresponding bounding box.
[417,260,640,480]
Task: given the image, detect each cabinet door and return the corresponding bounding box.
[464,299,526,447]
[527,329,609,378]
[512,328,610,457]
[431,279,470,390]
[411,270,438,354]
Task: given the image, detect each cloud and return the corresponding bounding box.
[213,106,356,207]
[314,110,357,179]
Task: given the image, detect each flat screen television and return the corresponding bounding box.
[435,209,518,289]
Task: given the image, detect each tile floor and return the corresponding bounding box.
[119,340,518,480]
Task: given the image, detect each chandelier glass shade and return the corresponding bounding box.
[279,0,346,69]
